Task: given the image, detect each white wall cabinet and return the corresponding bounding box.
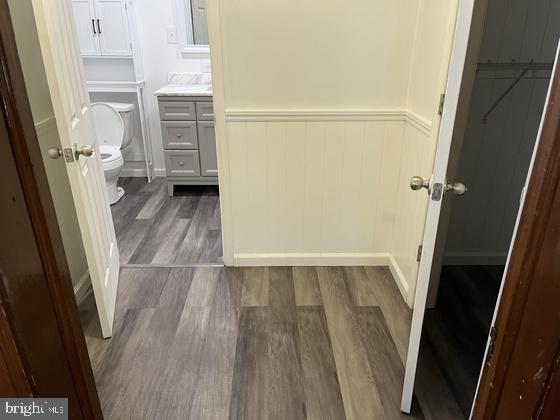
[71,0,132,56]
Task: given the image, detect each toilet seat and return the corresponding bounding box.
[100,145,122,163]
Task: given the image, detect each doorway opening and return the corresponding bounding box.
[414,0,560,417]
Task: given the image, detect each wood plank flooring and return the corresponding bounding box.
[80,266,424,419]
[111,177,222,265]
[415,265,503,419]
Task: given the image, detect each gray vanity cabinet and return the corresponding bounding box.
[198,121,218,176]
[158,96,218,195]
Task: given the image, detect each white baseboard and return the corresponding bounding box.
[120,168,148,177]
[387,255,411,307]
[73,270,92,306]
[233,252,390,267]
[443,252,507,266]
[120,168,167,178]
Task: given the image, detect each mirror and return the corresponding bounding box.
[177,0,209,50]
[189,0,208,45]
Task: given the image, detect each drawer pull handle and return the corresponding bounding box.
[179,161,185,166]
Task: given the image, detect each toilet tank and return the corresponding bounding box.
[106,102,135,149]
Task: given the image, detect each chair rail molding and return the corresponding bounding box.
[224,108,432,135]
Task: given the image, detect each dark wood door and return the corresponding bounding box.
[0,1,102,418]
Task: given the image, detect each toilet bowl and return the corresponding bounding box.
[91,102,135,205]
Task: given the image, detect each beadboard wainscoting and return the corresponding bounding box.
[223,109,434,306]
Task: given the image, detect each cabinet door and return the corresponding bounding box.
[198,121,218,177]
[71,0,101,56]
[93,0,132,56]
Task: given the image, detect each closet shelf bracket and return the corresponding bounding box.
[482,68,528,124]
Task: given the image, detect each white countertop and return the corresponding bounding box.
[154,73,213,97]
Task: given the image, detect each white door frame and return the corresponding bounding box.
[205,0,233,265]
[401,0,477,412]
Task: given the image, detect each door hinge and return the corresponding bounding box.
[485,326,498,365]
[416,245,423,262]
[438,93,446,116]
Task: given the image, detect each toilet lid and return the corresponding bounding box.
[91,102,124,148]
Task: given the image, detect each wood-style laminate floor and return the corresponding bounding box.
[80,266,425,419]
[415,265,503,419]
[111,177,222,265]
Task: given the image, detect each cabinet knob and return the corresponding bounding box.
[179,161,184,166]
[177,133,182,138]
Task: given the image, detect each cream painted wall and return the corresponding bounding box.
[220,0,417,109]
[390,0,459,304]
[8,0,89,290]
[209,0,459,306]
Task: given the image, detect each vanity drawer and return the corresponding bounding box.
[158,100,196,120]
[161,121,198,149]
[164,150,201,177]
[196,102,214,120]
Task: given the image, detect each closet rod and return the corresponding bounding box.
[479,61,554,124]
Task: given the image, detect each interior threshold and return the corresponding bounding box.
[121,263,225,269]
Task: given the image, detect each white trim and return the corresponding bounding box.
[34,116,57,136]
[224,108,432,134]
[175,0,211,56]
[122,152,146,161]
[73,270,92,306]
[120,167,148,177]
[442,252,508,266]
[86,80,145,93]
[233,252,390,267]
[207,0,233,265]
[154,168,167,177]
[406,110,432,135]
[388,255,412,307]
[181,45,211,56]
[121,168,166,178]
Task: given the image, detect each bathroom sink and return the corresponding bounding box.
[153,73,213,96]
[183,84,212,93]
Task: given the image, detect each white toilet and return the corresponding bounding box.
[91,102,135,205]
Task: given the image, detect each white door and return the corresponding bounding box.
[401,0,476,413]
[71,0,101,56]
[32,0,120,338]
[94,0,132,56]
